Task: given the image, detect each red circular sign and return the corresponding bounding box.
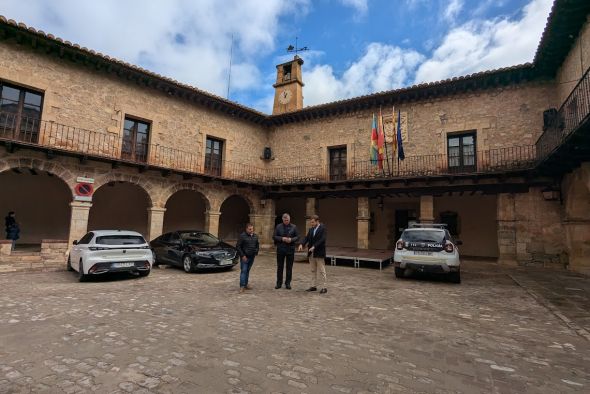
[75,183,94,196]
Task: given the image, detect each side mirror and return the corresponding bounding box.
[455,240,463,245]
[72,240,78,245]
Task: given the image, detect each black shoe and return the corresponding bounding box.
[320,288,327,294]
[275,284,281,289]
[285,284,291,289]
[306,287,317,292]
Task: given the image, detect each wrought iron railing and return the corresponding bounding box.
[267,145,537,184]
[0,111,539,185]
[536,67,590,159]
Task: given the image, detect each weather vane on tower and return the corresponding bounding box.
[287,37,309,57]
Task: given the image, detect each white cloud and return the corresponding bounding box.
[0,0,309,99]
[443,0,464,23]
[303,43,424,106]
[339,0,369,16]
[415,0,552,84]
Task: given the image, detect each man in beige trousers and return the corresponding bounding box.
[298,215,328,294]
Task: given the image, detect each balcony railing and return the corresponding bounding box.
[0,111,539,186]
[267,145,537,184]
[536,67,590,159]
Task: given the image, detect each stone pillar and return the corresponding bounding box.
[497,193,517,266]
[205,210,222,237]
[147,207,167,241]
[249,213,275,248]
[357,197,370,249]
[419,195,434,223]
[564,221,590,276]
[305,197,317,230]
[68,201,92,247]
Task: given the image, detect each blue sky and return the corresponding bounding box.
[1,0,553,113]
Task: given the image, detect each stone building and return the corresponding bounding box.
[0,0,589,274]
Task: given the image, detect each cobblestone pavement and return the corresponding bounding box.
[0,256,589,394]
[510,268,590,340]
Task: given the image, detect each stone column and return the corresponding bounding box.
[419,195,434,224]
[147,207,167,241]
[357,197,370,249]
[497,193,517,266]
[564,220,590,276]
[305,197,317,230]
[249,213,275,248]
[68,201,92,247]
[205,210,222,237]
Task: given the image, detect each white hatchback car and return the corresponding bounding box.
[68,230,153,282]
[393,224,462,283]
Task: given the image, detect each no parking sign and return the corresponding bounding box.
[74,176,94,202]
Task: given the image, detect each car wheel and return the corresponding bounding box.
[183,255,194,273]
[394,267,405,279]
[152,250,159,267]
[449,271,461,284]
[78,261,88,282]
[66,255,74,272]
[138,269,150,277]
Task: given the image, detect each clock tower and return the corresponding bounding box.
[272,55,304,114]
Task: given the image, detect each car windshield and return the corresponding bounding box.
[402,230,445,243]
[95,235,146,245]
[179,232,220,247]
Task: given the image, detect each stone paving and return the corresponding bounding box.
[0,255,589,393]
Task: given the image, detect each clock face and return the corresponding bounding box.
[278,89,292,104]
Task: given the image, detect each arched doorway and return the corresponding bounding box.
[163,189,208,233]
[88,181,151,237]
[219,195,251,242]
[0,168,72,250]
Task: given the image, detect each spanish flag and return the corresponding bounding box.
[370,113,379,165]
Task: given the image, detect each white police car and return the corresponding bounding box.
[393,224,462,283]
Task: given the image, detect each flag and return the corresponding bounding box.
[396,108,405,160]
[391,106,398,159]
[370,113,379,165]
[377,108,385,169]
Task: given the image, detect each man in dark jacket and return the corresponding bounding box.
[298,215,328,294]
[236,223,259,293]
[4,211,19,251]
[273,213,299,289]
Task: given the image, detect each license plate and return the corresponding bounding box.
[219,259,233,266]
[112,262,135,268]
[414,251,433,256]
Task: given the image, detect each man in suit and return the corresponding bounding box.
[298,215,328,294]
[273,213,299,289]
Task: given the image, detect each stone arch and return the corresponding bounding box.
[92,173,155,208]
[0,157,77,197]
[0,162,73,246]
[162,183,212,233]
[158,182,212,211]
[89,180,153,236]
[219,194,252,242]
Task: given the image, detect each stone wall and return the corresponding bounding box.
[562,163,590,275]
[0,42,269,170]
[268,82,556,172]
[497,188,568,268]
[556,17,590,105]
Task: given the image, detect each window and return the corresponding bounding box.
[282,64,292,82]
[448,132,476,173]
[78,232,95,245]
[329,146,347,181]
[179,231,220,247]
[205,137,223,176]
[122,117,150,163]
[0,82,43,143]
[95,235,147,245]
